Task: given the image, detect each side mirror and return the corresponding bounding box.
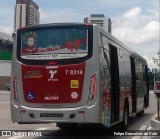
[5,82,11,91]
[12,33,16,41]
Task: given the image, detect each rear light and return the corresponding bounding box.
[13,76,19,101]
[20,110,26,113]
[87,74,96,102]
[78,111,85,114]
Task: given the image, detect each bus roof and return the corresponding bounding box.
[18,23,92,30]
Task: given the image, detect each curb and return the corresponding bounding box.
[151,114,160,130]
[132,115,160,139]
[131,125,150,139]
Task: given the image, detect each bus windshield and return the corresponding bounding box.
[20,28,88,60]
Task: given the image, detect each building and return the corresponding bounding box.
[84,14,112,33]
[152,68,160,74]
[0,32,13,90]
[14,0,40,31]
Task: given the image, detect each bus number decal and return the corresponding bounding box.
[65,70,83,75]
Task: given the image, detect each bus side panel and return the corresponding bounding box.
[84,25,101,123]
[11,61,24,122]
[10,37,23,122]
[123,50,132,117]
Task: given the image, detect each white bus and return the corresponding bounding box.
[11,23,149,130]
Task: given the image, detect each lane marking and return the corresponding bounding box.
[0,92,10,95]
[0,101,10,103]
[35,127,48,130]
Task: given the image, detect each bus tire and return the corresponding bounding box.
[56,123,78,130]
[122,104,129,130]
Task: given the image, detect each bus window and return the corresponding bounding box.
[135,59,143,81]
[142,64,146,81]
[20,28,88,60]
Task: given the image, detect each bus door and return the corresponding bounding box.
[145,65,149,108]
[110,44,120,124]
[100,34,111,127]
[130,57,137,113]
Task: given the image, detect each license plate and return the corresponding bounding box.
[40,113,63,117]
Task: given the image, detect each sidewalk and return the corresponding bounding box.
[0,90,10,94]
[132,115,160,139]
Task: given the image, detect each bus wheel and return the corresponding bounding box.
[56,123,78,130]
[122,105,129,130]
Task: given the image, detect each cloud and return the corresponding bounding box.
[143,55,159,69]
[39,8,76,24]
[147,9,159,17]
[95,0,133,8]
[112,6,159,69]
[0,7,14,34]
[123,7,141,18]
[113,21,159,44]
[112,6,159,45]
[0,25,13,34]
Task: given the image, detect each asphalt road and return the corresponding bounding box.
[0,90,157,139]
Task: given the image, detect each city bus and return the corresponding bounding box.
[11,23,149,130]
[154,76,160,94]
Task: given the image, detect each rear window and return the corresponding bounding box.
[21,28,88,60]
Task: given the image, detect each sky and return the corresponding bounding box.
[0,0,159,69]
